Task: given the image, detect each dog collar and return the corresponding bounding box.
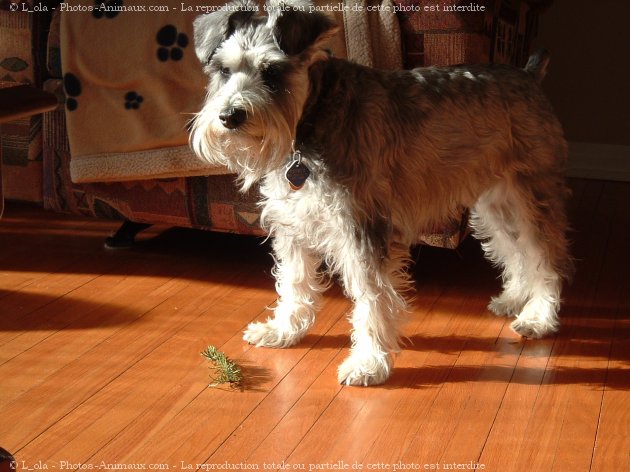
[285,143,310,191]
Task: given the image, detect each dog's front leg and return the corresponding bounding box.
[244,231,326,348]
[337,246,409,386]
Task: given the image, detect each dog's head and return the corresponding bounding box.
[190,0,338,190]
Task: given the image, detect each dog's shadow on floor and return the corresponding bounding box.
[298,328,629,390]
[383,364,630,390]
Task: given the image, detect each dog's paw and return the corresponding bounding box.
[510,316,558,339]
[511,297,560,339]
[337,353,392,386]
[243,320,302,348]
[488,294,523,317]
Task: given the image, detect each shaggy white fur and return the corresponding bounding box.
[190,0,572,386]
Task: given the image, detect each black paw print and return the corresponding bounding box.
[63,73,82,111]
[93,0,123,19]
[156,25,189,62]
[124,91,143,110]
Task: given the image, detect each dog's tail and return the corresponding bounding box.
[524,48,551,84]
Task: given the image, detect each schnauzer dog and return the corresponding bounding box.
[190,0,572,386]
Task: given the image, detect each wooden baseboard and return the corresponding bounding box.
[568,142,630,181]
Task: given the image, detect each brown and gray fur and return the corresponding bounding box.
[190,0,572,386]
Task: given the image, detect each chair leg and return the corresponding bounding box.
[0,447,15,472]
[104,220,153,249]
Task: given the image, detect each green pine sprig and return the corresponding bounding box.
[201,346,243,388]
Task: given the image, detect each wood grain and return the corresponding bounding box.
[0,179,628,472]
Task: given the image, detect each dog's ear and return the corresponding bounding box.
[267,0,339,57]
[193,0,259,66]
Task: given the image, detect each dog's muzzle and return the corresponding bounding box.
[219,107,247,129]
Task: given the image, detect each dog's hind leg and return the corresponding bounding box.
[470,182,530,317]
[472,176,571,339]
[337,241,410,386]
[243,231,327,348]
[508,174,572,338]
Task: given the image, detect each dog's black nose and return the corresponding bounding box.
[219,108,247,129]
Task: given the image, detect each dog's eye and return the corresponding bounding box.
[220,67,231,77]
[261,64,284,93]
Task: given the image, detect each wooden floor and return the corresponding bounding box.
[0,178,628,472]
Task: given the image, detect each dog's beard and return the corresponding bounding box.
[190,96,298,192]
